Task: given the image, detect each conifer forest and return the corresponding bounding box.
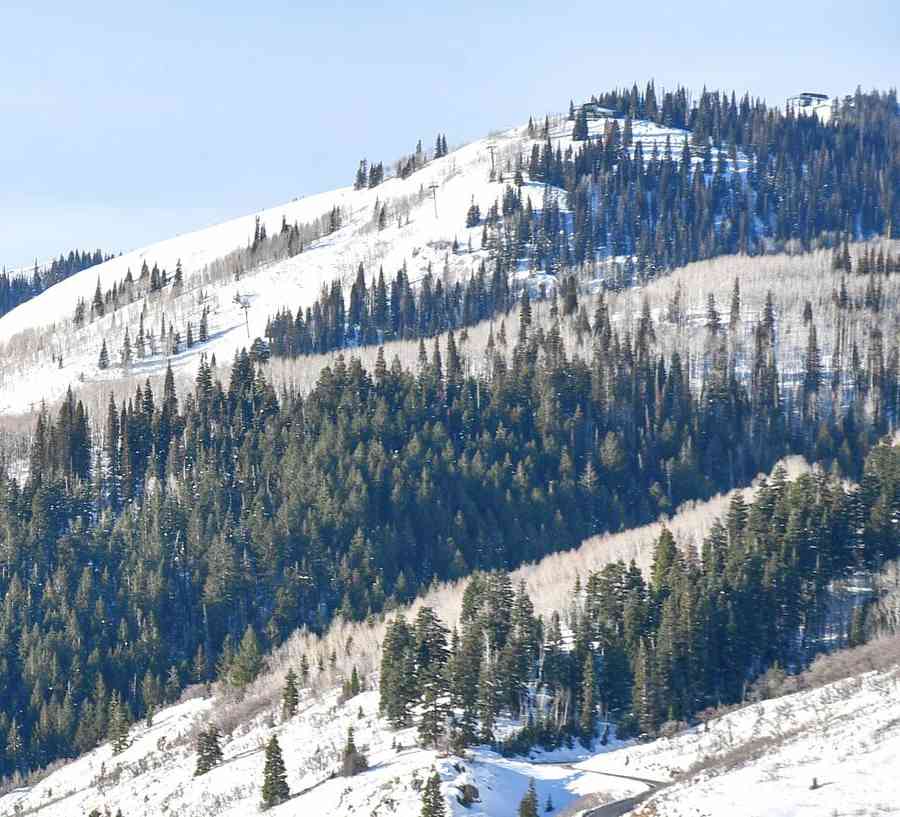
[0,82,899,785]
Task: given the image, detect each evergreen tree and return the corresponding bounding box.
[98,339,110,370]
[415,607,451,748]
[518,778,539,817]
[341,725,368,776]
[194,725,223,776]
[282,668,299,721]
[579,653,597,741]
[231,625,264,688]
[108,691,130,754]
[420,769,446,817]
[260,734,290,809]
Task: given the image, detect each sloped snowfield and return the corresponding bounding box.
[0,112,703,417]
[2,660,897,817]
[590,665,900,817]
[0,686,637,817]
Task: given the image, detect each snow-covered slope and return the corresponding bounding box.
[584,663,900,817]
[2,654,896,817]
[0,112,701,416]
[0,686,639,817]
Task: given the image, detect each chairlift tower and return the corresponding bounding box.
[487,143,497,176]
[428,183,440,218]
[233,292,251,338]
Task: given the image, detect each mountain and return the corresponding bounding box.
[0,83,898,807]
[1,86,895,418]
[1,562,896,817]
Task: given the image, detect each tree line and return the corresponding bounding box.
[0,248,112,320]
[476,86,897,286]
[379,446,900,753]
[264,258,512,357]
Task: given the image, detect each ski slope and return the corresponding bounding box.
[0,112,701,416]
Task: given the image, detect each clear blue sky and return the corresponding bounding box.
[2,0,897,268]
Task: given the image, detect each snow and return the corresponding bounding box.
[0,111,723,417]
[0,687,637,817]
[577,666,900,817]
[0,123,519,414]
[3,661,897,817]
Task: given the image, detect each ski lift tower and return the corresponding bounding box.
[487,142,497,178]
[428,182,440,218]
[233,291,251,338]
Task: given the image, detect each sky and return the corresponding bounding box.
[1,0,898,269]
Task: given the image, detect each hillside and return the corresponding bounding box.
[0,83,898,802]
[0,112,694,415]
[2,635,896,817]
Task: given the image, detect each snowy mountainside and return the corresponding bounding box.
[1,649,897,817]
[0,686,638,817]
[606,661,900,817]
[0,111,702,416]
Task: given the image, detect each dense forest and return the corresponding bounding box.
[482,86,898,285]
[0,249,112,320]
[0,281,894,778]
[380,445,900,752]
[0,82,898,783]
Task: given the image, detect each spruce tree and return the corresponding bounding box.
[260,734,290,809]
[194,725,223,776]
[282,668,299,721]
[231,625,263,688]
[341,725,367,776]
[108,691,130,754]
[299,654,310,685]
[518,779,539,817]
[415,607,451,748]
[98,339,110,370]
[420,769,446,817]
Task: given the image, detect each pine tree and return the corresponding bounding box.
[415,607,451,748]
[282,668,299,721]
[579,653,597,741]
[121,327,132,368]
[632,639,660,736]
[98,339,110,370]
[231,625,263,688]
[477,654,498,743]
[260,734,290,809]
[341,725,368,776]
[108,690,130,754]
[92,278,104,318]
[194,725,223,776]
[165,665,181,703]
[518,779,539,817]
[729,277,741,330]
[5,717,22,769]
[420,769,446,817]
[299,654,310,685]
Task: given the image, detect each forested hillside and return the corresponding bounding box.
[1,288,897,778]
[0,249,112,321]
[0,82,898,787]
